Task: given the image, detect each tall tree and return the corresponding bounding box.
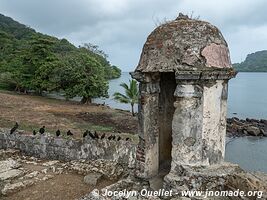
[22,38,58,94]
[58,52,109,104]
[113,80,138,116]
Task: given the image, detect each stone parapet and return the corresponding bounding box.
[0,129,136,168]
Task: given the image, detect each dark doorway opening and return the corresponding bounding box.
[158,72,176,172]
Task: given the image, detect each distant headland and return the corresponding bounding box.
[233,50,267,72]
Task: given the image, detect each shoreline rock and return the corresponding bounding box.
[227,117,267,137]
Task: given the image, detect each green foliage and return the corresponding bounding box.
[0,13,121,101]
[233,50,267,72]
[58,52,108,103]
[104,65,121,79]
[78,43,121,79]
[113,79,138,115]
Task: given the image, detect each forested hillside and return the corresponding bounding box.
[0,13,121,103]
[233,50,267,72]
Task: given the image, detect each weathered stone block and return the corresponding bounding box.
[84,173,103,186]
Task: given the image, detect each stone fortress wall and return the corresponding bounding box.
[0,129,136,168]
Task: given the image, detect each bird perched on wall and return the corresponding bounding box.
[101,133,105,139]
[94,131,99,139]
[67,130,73,136]
[83,130,88,138]
[39,126,45,134]
[33,130,37,135]
[10,122,19,134]
[89,131,95,139]
[139,135,145,142]
[117,136,121,141]
[56,130,60,137]
[108,135,113,140]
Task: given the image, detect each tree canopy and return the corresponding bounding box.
[0,13,121,102]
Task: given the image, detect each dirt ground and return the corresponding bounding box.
[2,174,111,200]
[0,91,138,138]
[0,149,119,200]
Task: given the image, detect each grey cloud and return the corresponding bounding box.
[1,0,267,71]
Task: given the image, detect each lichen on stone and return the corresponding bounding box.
[135,14,232,73]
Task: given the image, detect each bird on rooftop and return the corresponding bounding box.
[89,131,95,139]
[33,130,37,135]
[10,122,19,134]
[117,136,121,141]
[101,133,105,139]
[39,126,45,134]
[112,135,116,140]
[108,135,113,140]
[83,130,88,138]
[56,129,60,137]
[67,130,73,136]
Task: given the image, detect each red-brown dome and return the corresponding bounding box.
[135,14,232,73]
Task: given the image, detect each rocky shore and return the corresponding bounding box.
[227,117,267,137]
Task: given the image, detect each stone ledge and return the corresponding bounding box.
[175,70,237,80]
[0,130,137,168]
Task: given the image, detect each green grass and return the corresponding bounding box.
[76,122,115,132]
[0,118,57,134]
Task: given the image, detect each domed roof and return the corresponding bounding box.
[135,14,232,73]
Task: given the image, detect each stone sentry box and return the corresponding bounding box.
[131,14,237,180]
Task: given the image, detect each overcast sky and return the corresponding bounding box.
[1,0,267,72]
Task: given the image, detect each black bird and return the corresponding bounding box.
[56,129,61,137]
[67,130,73,136]
[117,136,121,141]
[108,135,113,140]
[125,137,130,141]
[94,131,99,139]
[112,135,116,140]
[139,135,145,142]
[10,122,19,134]
[101,133,105,139]
[89,131,95,139]
[33,130,37,135]
[39,126,45,134]
[83,130,88,138]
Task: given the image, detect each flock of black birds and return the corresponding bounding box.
[9,122,130,142]
[82,130,129,141]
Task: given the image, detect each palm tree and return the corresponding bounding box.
[113,79,138,116]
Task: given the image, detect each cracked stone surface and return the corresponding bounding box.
[135,14,232,73]
[0,169,23,181]
[0,159,21,173]
[201,43,231,68]
[84,173,103,186]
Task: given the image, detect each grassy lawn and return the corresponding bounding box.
[0,90,137,138]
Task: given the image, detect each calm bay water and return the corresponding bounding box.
[225,137,267,173]
[94,72,267,119]
[228,72,267,119]
[93,72,138,112]
[225,73,267,173]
